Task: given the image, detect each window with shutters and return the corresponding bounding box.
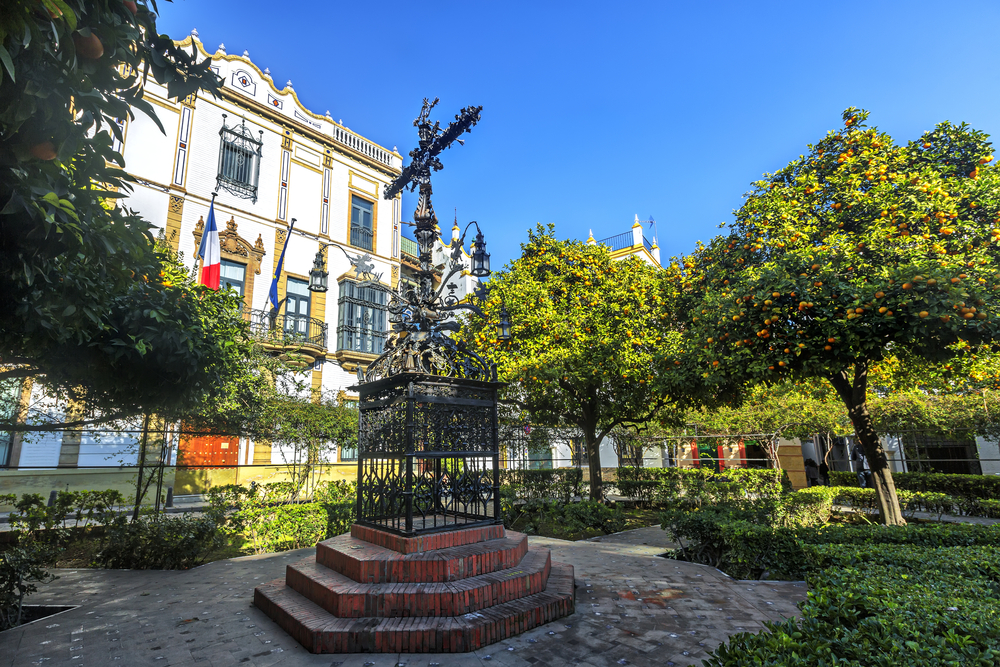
[336,279,386,354]
[349,195,374,251]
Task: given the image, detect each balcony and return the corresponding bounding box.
[350,225,373,251]
[247,309,328,367]
[598,231,655,254]
[400,236,419,259]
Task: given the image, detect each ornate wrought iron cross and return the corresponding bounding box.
[363,98,491,382]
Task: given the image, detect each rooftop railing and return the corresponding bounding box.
[597,231,655,253]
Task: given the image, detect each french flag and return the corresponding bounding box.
[197,197,221,290]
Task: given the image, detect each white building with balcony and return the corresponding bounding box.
[587,215,661,266]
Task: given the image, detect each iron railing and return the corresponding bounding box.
[598,231,654,253]
[350,225,373,251]
[247,308,327,349]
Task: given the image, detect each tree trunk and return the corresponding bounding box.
[584,427,603,502]
[828,363,906,526]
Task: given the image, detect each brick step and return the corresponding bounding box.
[287,546,552,618]
[253,561,575,653]
[317,531,529,584]
[351,523,505,554]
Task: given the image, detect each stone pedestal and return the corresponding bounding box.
[253,524,575,653]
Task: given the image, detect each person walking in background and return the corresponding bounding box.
[818,459,830,486]
[851,444,872,488]
[804,458,820,487]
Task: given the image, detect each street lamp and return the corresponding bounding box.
[470,228,490,277]
[472,283,511,342]
[307,252,328,293]
[307,243,379,293]
[497,304,512,341]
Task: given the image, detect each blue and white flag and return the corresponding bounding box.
[268,218,296,310]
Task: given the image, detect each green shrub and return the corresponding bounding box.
[250,503,329,553]
[827,470,857,487]
[780,487,835,527]
[829,469,1000,502]
[0,544,56,631]
[205,483,355,554]
[561,500,627,535]
[705,544,1000,666]
[976,498,1000,518]
[616,467,787,507]
[313,479,357,504]
[499,469,584,502]
[663,501,1000,580]
[93,511,225,570]
[502,497,626,536]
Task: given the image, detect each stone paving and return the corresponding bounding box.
[0,527,807,667]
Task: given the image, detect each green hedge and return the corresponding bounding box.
[498,468,585,502]
[616,467,789,506]
[663,499,1000,580]
[829,470,1000,500]
[829,481,1000,519]
[705,542,1000,666]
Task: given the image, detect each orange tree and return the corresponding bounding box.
[464,224,688,501]
[679,108,1000,525]
[0,2,235,426]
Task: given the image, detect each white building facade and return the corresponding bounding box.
[120,33,407,409]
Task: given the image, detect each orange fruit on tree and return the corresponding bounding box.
[73,31,105,59]
[29,141,57,160]
[919,311,929,318]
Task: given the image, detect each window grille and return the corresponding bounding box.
[216,114,263,203]
[337,279,387,354]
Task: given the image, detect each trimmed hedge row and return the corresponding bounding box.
[498,468,586,502]
[616,467,790,506]
[705,539,1000,666]
[830,483,1000,519]
[829,469,1000,500]
[662,495,1000,580]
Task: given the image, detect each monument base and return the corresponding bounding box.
[253,523,575,653]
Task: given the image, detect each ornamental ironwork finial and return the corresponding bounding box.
[363,99,491,383]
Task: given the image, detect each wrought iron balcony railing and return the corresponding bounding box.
[247,308,328,350]
[350,225,373,251]
[597,231,655,253]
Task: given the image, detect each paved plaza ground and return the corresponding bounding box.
[0,526,807,667]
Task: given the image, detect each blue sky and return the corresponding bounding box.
[157,0,1000,269]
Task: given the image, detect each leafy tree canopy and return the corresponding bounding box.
[465,224,688,500]
[677,108,1000,524]
[0,1,233,426]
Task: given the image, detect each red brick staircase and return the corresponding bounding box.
[254,523,575,653]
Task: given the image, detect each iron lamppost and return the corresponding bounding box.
[348,98,511,537]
